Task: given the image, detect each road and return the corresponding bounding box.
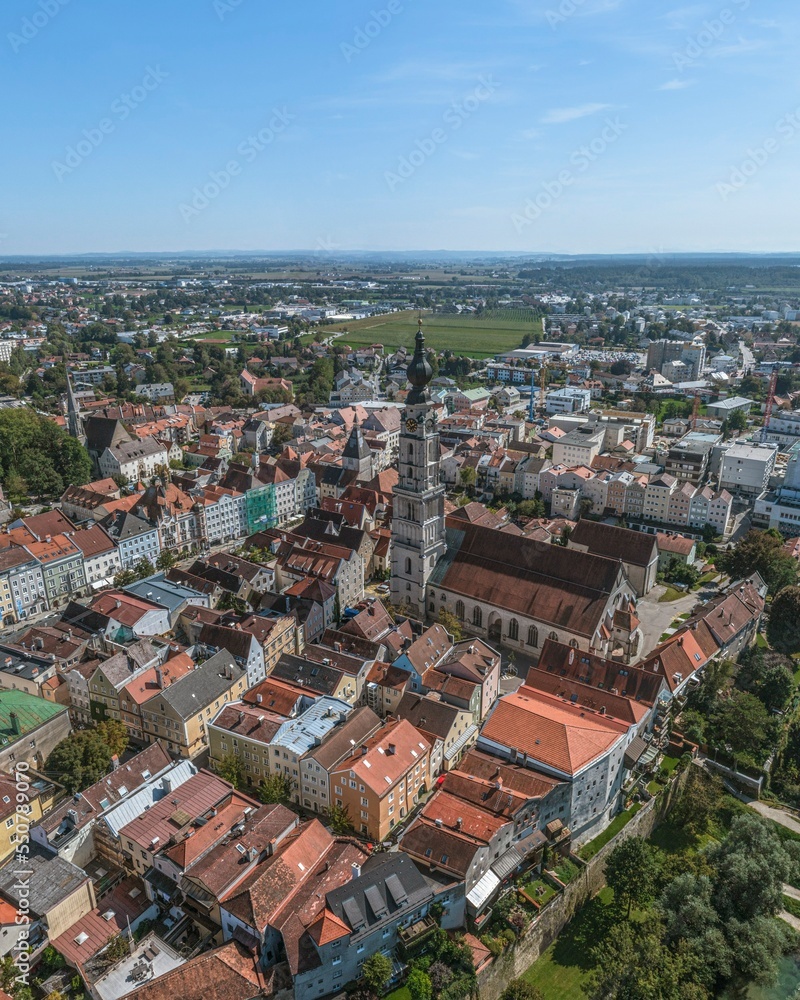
[637,578,724,655]
[637,586,699,655]
[748,799,800,837]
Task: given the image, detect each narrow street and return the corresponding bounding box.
[748,799,800,837]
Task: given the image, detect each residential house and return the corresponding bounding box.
[329,718,432,842]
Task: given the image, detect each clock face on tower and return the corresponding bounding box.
[405,418,418,432]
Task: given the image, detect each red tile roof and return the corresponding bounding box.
[481,685,628,776]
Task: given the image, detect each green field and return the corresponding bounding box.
[184,329,238,341]
[324,309,541,358]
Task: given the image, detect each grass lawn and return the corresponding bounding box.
[660,755,680,775]
[696,570,718,587]
[521,887,648,1000]
[782,895,800,920]
[579,803,643,861]
[384,986,411,1000]
[323,309,540,358]
[524,879,557,908]
[659,585,687,603]
[185,329,238,341]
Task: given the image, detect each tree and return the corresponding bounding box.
[585,914,710,1000]
[114,569,137,587]
[134,557,155,579]
[716,529,796,596]
[737,647,794,711]
[459,466,476,492]
[327,802,351,834]
[156,550,177,571]
[258,772,293,805]
[723,409,747,436]
[767,585,800,653]
[708,813,791,922]
[217,752,244,789]
[428,961,453,994]
[407,969,433,1000]
[96,720,129,757]
[499,980,544,1000]
[670,765,722,837]
[44,731,114,792]
[361,953,392,994]
[604,837,661,917]
[709,690,773,761]
[437,608,463,641]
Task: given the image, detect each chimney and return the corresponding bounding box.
[387,743,396,756]
[360,744,368,756]
[351,861,362,880]
[155,667,164,689]
[456,817,463,831]
[435,818,443,827]
[256,694,263,704]
[8,712,20,736]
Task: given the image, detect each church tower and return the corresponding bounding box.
[66,373,86,448]
[342,416,373,481]
[390,321,446,619]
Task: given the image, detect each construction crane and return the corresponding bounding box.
[539,363,547,415]
[691,390,700,430]
[764,369,779,430]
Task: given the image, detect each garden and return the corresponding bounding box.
[524,768,800,999]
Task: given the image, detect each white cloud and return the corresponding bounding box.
[659,78,693,90]
[540,103,611,123]
[708,37,767,58]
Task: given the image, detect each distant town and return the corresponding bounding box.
[0,253,798,1000]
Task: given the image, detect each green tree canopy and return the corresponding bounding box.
[216,752,244,789]
[0,408,92,500]
[499,980,544,1000]
[44,731,114,792]
[258,772,293,805]
[767,585,800,654]
[361,953,393,994]
[716,529,796,596]
[604,836,662,917]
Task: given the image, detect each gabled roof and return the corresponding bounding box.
[570,519,658,568]
[119,941,265,1000]
[480,685,628,777]
[430,522,624,638]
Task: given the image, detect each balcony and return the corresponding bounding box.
[397,914,438,958]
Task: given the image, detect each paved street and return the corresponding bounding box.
[637,586,699,655]
[637,577,724,655]
[748,800,800,837]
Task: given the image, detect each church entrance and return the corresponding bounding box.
[488,612,502,644]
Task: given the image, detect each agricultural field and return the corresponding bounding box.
[323,309,542,358]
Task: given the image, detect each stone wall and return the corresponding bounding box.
[476,769,689,1000]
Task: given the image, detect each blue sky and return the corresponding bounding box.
[2,0,798,254]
